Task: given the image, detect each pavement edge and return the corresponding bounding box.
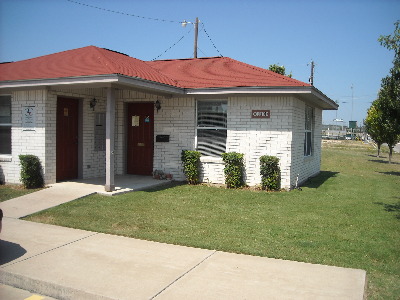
[0,270,115,300]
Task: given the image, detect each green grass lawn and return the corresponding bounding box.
[26,141,400,299]
[0,185,42,202]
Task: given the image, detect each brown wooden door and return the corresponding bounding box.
[57,98,78,181]
[127,103,154,175]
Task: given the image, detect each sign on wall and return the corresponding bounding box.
[22,105,36,130]
[251,110,270,119]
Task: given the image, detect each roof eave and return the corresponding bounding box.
[186,86,338,110]
[0,74,184,95]
[0,75,337,110]
[0,74,118,90]
[117,74,184,95]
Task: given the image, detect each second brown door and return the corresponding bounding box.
[127,103,154,175]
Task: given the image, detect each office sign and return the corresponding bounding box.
[251,110,270,119]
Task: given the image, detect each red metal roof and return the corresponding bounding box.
[0,46,310,89]
[147,57,310,88]
[0,46,178,86]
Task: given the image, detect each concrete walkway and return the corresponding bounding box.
[1,175,172,219]
[0,182,367,300]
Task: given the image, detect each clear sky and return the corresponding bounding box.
[1,0,399,126]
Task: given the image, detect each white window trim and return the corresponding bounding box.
[196,100,228,157]
[0,155,12,162]
[0,94,12,156]
[304,105,314,157]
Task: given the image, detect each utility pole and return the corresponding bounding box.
[351,84,354,139]
[351,84,354,121]
[308,60,315,85]
[182,17,200,58]
[194,17,199,58]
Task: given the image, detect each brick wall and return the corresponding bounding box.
[198,95,322,189]
[226,95,294,188]
[50,88,110,180]
[1,88,323,189]
[0,89,48,184]
[0,87,115,184]
[290,99,322,187]
[116,91,196,181]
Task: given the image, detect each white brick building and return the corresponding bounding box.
[0,46,337,190]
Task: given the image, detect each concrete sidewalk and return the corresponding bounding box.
[1,175,172,218]
[0,185,367,299]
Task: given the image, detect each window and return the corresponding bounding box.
[0,95,11,155]
[196,101,227,157]
[304,105,313,156]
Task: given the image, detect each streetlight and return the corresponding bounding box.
[181,17,200,58]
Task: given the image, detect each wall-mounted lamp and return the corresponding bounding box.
[90,98,97,111]
[155,100,161,113]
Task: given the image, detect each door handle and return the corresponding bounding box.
[137,143,145,147]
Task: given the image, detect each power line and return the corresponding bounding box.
[197,47,209,57]
[201,23,223,57]
[67,0,181,23]
[67,1,224,59]
[151,28,193,61]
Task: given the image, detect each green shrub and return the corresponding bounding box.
[260,155,281,191]
[181,150,202,185]
[19,154,44,189]
[222,152,245,188]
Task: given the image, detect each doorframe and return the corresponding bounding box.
[56,96,83,181]
[125,101,155,176]
[77,98,83,179]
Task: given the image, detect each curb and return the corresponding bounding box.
[1,270,116,300]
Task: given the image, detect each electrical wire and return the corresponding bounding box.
[151,28,193,61]
[197,47,208,57]
[201,23,223,57]
[67,0,181,23]
[67,0,224,59]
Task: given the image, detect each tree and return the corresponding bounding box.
[378,20,400,124]
[376,20,400,163]
[376,82,400,163]
[268,64,292,78]
[365,101,385,157]
[378,20,400,55]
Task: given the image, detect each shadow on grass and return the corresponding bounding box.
[369,159,400,165]
[374,201,400,219]
[379,171,400,176]
[144,181,187,192]
[301,171,339,189]
[367,154,387,158]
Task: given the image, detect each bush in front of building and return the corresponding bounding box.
[260,155,281,191]
[19,154,44,189]
[181,150,202,185]
[222,152,245,189]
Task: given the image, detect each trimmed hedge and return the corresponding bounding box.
[19,154,44,189]
[222,152,245,188]
[260,155,281,191]
[181,150,202,185]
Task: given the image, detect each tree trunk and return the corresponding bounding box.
[388,147,393,164]
[377,144,381,157]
